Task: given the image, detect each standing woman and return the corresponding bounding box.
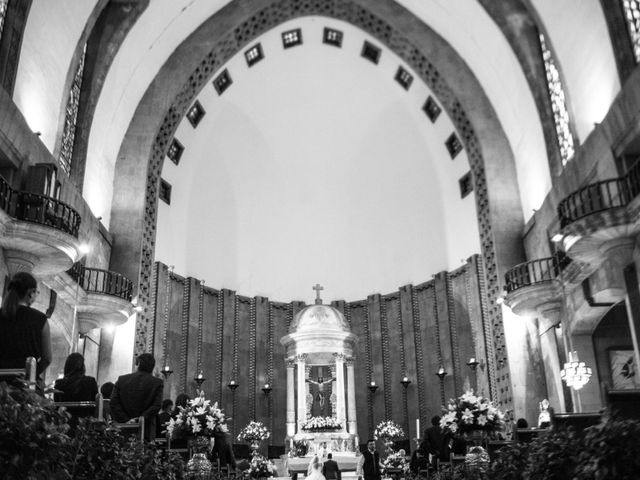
[0,272,52,384]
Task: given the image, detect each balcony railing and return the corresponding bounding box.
[68,263,133,301]
[558,161,640,228]
[0,176,81,237]
[505,254,571,294]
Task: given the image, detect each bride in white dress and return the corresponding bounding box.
[306,455,326,480]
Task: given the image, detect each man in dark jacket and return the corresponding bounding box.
[421,415,447,469]
[110,353,163,440]
[323,453,341,480]
[357,440,383,480]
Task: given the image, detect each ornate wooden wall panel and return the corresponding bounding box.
[270,302,290,444]
[367,294,386,433]
[399,285,418,439]
[202,289,219,402]
[347,301,369,440]
[151,260,490,446]
[415,282,441,418]
[255,297,270,428]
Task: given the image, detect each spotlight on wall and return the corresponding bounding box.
[262,383,272,395]
[466,358,480,371]
[368,381,378,393]
[194,372,206,387]
[435,367,447,380]
[400,376,411,388]
[228,379,239,391]
[161,365,173,379]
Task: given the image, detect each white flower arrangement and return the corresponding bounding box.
[301,416,342,431]
[440,390,505,435]
[249,454,276,478]
[237,421,271,443]
[166,391,228,438]
[373,420,405,441]
[382,450,409,472]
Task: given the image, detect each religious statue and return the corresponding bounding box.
[306,375,335,407]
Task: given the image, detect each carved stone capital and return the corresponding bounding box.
[286,357,296,368]
[295,353,308,363]
[333,352,346,362]
[345,357,356,367]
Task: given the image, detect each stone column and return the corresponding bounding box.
[334,353,346,428]
[296,353,307,432]
[286,358,296,437]
[346,356,357,434]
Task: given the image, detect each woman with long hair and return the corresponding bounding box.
[307,455,326,480]
[54,352,98,402]
[0,272,52,379]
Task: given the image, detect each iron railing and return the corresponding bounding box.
[0,176,81,237]
[504,254,571,294]
[68,263,133,301]
[558,161,640,228]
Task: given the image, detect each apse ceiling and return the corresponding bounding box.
[153,17,480,302]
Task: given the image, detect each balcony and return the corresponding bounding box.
[503,255,569,318]
[60,263,134,334]
[0,176,82,275]
[556,161,640,265]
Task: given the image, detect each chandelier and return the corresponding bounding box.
[560,351,592,390]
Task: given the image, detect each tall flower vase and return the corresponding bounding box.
[187,436,212,479]
[383,439,394,455]
[250,440,261,459]
[463,431,490,480]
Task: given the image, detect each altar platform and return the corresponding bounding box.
[286,453,360,474]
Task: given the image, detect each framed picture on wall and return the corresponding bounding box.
[608,349,638,390]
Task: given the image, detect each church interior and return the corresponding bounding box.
[1,0,640,476]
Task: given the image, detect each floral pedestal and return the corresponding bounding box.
[187,436,212,479]
[463,431,489,480]
[250,440,261,459]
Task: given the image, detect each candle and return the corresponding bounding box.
[416,419,420,439]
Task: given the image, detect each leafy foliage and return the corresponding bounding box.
[574,416,640,480]
[522,427,582,480]
[0,381,71,479]
[0,382,185,480]
[489,441,529,480]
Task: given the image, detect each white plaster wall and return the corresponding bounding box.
[399,0,550,221]
[86,0,232,225]
[155,19,480,302]
[534,0,620,144]
[14,0,98,152]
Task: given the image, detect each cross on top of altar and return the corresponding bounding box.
[313,283,324,305]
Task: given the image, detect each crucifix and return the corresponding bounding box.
[313,283,324,305]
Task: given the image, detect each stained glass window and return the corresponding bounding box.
[539,33,575,166]
[623,0,640,62]
[59,44,86,175]
[0,0,8,43]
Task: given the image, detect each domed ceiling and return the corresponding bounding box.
[153,17,480,301]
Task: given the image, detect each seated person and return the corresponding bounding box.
[212,431,237,470]
[54,353,99,429]
[156,398,173,438]
[110,353,163,440]
[410,450,429,475]
[100,381,114,421]
[54,353,99,402]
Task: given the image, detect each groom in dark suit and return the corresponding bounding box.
[110,353,164,440]
[323,453,341,480]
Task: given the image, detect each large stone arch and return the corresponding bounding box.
[109,0,526,407]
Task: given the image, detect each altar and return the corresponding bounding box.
[287,453,360,474]
[280,287,360,455]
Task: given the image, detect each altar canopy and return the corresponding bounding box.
[280,287,358,452]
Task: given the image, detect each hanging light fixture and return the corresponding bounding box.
[560,351,592,390]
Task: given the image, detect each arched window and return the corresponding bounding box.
[539,32,575,167]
